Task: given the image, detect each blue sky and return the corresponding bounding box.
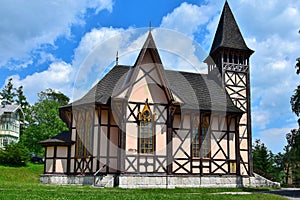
[0,0,299,153]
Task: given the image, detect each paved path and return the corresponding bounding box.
[263,188,300,200]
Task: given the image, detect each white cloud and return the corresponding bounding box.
[252,108,270,130]
[0,0,113,69]
[72,27,126,72]
[247,34,300,131]
[255,126,297,153]
[161,2,220,39]
[11,61,73,103]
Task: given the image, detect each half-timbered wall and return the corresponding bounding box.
[207,49,252,176]
[44,146,69,174]
[69,105,119,174]
[172,111,240,175]
[124,101,168,173]
[222,51,252,176]
[122,50,171,174]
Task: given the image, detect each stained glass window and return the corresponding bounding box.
[139,100,154,154]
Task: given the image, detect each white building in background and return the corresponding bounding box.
[0,103,23,148]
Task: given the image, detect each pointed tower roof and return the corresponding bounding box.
[133,31,162,67]
[210,1,254,55]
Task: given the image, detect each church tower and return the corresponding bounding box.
[207,1,254,176]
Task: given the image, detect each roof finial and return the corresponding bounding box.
[116,51,119,66]
[149,21,152,32]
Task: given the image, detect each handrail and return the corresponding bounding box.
[94,164,106,177]
[93,162,109,186]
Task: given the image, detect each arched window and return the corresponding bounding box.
[138,99,154,154]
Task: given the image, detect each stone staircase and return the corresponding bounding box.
[93,175,115,188]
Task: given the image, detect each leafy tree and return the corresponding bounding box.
[284,51,300,185]
[296,58,300,75]
[38,88,69,106]
[285,129,300,185]
[21,89,69,155]
[286,129,300,159]
[291,85,300,124]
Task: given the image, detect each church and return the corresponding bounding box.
[40,2,276,188]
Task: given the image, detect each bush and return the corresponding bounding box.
[0,143,30,166]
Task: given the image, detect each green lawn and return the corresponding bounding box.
[0,164,286,200]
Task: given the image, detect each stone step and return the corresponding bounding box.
[94,175,115,188]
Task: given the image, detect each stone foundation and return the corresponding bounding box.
[40,174,94,185]
[40,173,280,188]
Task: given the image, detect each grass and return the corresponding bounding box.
[0,164,286,200]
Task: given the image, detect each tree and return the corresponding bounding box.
[286,129,300,158]
[285,129,300,185]
[284,46,300,185]
[20,89,69,155]
[253,139,274,176]
[0,78,15,104]
[15,86,30,111]
[291,85,300,124]
[272,152,286,183]
[0,142,30,166]
[38,88,69,106]
[296,58,300,75]
[15,85,31,133]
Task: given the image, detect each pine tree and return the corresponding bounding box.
[0,78,16,104]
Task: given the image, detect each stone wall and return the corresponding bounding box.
[40,174,94,185]
[118,174,280,188]
[40,173,280,188]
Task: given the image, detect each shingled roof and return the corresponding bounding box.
[39,131,74,146]
[0,104,22,117]
[73,65,242,113]
[210,1,253,54]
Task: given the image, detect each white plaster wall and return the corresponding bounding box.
[155,125,167,156]
[126,123,138,153]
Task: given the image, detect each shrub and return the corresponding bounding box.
[0,143,30,166]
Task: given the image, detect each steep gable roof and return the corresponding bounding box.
[113,31,174,102]
[210,1,253,54]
